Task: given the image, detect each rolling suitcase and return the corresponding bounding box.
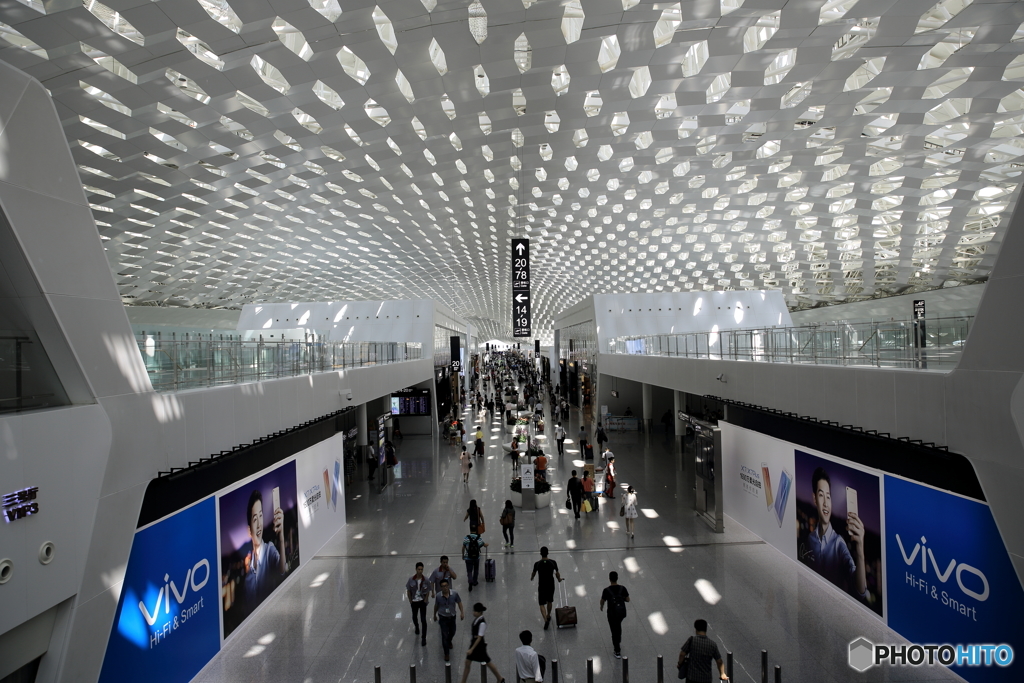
[554,582,578,628]
[584,444,594,460]
[484,548,496,582]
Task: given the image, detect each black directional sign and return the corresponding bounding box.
[512,238,531,337]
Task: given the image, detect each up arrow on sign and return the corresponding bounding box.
[511,238,530,337]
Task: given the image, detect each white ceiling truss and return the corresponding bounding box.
[3,0,1024,342]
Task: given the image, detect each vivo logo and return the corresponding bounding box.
[896,534,989,601]
[138,559,211,626]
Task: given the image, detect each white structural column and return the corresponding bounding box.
[642,382,654,433]
[674,390,685,441]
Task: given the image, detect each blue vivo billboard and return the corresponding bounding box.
[884,476,1024,683]
[99,497,220,683]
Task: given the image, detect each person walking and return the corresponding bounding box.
[433,579,464,662]
[459,603,505,683]
[595,422,608,451]
[678,619,729,681]
[474,436,485,459]
[554,422,566,456]
[601,447,614,469]
[464,499,483,534]
[577,425,588,449]
[460,446,472,484]
[530,546,563,630]
[582,470,596,512]
[406,562,431,646]
[599,571,630,659]
[567,470,583,519]
[476,425,484,442]
[500,499,516,548]
[604,456,617,498]
[623,486,638,539]
[514,630,544,683]
[427,555,458,593]
[462,530,486,591]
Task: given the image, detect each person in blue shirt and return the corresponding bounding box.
[807,467,867,598]
[244,489,287,608]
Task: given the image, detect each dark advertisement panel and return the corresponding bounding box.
[218,460,299,638]
[98,498,220,683]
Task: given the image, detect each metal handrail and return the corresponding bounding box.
[136,336,423,392]
[607,315,972,370]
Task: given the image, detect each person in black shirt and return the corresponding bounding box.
[567,470,584,519]
[530,546,563,630]
[599,571,630,659]
[678,619,728,681]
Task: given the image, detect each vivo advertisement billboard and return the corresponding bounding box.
[884,475,1024,683]
[98,497,220,683]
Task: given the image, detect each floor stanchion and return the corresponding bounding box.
[775,664,781,683]
[726,651,733,680]
[375,666,382,683]
[410,664,416,683]
[657,654,664,683]
[761,650,768,683]
[587,657,594,683]
[622,655,629,683]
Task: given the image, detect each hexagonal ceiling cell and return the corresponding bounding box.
[2,0,1022,343]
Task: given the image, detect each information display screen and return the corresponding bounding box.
[390,388,431,415]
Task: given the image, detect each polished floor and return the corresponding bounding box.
[193,388,963,683]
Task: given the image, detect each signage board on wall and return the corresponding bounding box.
[512,238,531,337]
[98,498,220,683]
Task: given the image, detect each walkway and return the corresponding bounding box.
[192,388,958,683]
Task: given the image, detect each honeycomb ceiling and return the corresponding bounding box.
[2,0,1024,342]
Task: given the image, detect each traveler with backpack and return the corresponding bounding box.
[595,422,608,451]
[462,531,487,591]
[599,571,630,659]
[500,499,516,548]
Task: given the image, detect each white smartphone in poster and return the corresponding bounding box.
[846,486,858,519]
[761,462,774,509]
[272,486,281,515]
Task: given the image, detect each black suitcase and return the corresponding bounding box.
[584,444,594,460]
[484,548,496,582]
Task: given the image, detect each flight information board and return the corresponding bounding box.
[390,388,431,415]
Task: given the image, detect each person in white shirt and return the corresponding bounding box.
[601,448,614,470]
[515,630,544,682]
[554,423,566,456]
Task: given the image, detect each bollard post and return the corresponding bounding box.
[726,652,733,680]
[552,659,558,683]
[374,666,382,683]
[761,650,768,683]
[657,655,664,683]
[622,655,629,683]
[410,664,416,683]
[445,662,452,683]
[775,665,781,683]
[480,662,487,683]
[587,657,594,683]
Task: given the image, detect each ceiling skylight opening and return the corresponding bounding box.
[313,81,344,111]
[831,19,878,61]
[441,94,456,120]
[423,149,437,166]
[450,132,463,151]
[421,0,436,11]
[722,0,745,15]
[678,117,697,138]
[474,65,490,97]
[781,81,811,108]
[654,4,681,47]
[372,7,398,54]
[81,82,130,115]
[515,33,532,73]
[513,88,527,115]
[916,0,974,34]
[654,93,677,119]
[629,66,652,98]
[196,0,243,33]
[635,131,653,150]
[344,123,364,146]
[819,0,859,24]
[85,0,144,44]
[924,98,971,125]
[584,91,603,116]
[365,98,390,126]
[706,73,730,103]
[540,144,553,161]
[1,22,47,59]
[844,56,885,91]
[545,111,561,133]
[469,1,488,43]
[395,70,415,103]
[743,12,780,52]
[552,66,570,96]
[764,48,796,85]
[611,112,630,136]
[338,46,370,85]
[429,38,448,75]
[599,35,621,72]
[923,67,973,99]
[479,113,492,135]
[573,129,589,147]
[272,19,313,61]
[482,145,494,161]
[251,54,290,94]
[565,157,578,171]
[309,0,341,22]
[177,29,224,70]
[562,1,584,44]
[682,41,709,77]
[854,86,891,115]
[167,69,212,104]
[292,107,321,133]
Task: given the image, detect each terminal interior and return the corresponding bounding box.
[1,0,1024,682]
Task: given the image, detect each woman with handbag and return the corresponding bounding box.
[460,446,472,484]
[500,499,515,548]
[465,499,485,534]
[582,471,596,513]
[622,486,639,539]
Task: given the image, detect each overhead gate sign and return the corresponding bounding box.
[512,238,530,337]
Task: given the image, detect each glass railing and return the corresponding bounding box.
[136,335,423,392]
[607,316,972,370]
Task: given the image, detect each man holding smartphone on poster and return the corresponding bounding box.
[245,488,287,607]
[808,467,867,598]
